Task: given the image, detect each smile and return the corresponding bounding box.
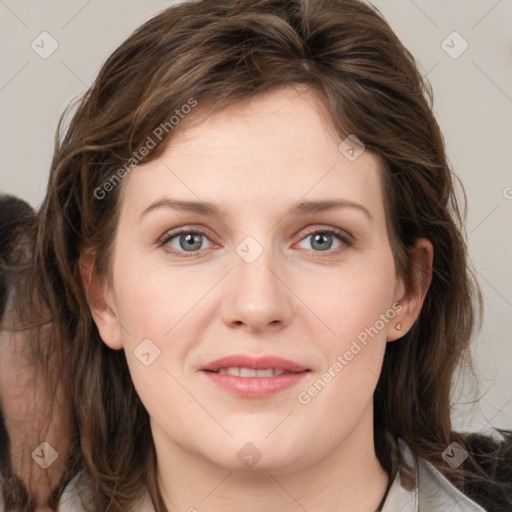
[214,367,287,377]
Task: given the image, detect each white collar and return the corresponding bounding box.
[381,438,487,512]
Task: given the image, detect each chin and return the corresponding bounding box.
[198,433,312,474]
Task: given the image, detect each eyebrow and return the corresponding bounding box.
[140,198,373,222]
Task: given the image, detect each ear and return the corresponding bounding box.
[79,250,123,350]
[387,238,433,342]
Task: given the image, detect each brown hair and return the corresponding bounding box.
[34,0,512,510]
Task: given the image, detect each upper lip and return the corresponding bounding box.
[201,355,310,373]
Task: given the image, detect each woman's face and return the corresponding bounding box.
[92,87,421,473]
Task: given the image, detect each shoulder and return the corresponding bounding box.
[393,433,512,512]
[460,431,512,479]
[416,451,487,511]
[395,438,488,512]
[457,431,512,509]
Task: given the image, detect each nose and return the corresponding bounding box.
[221,242,294,333]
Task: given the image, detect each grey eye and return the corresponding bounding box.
[179,233,204,251]
[164,231,212,253]
[296,231,345,252]
[310,232,333,251]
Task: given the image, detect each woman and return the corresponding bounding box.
[33,0,512,510]
[0,195,72,511]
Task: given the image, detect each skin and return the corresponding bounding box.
[85,87,433,512]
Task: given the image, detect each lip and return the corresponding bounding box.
[201,354,309,373]
[200,354,310,399]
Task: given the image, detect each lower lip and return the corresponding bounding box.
[201,370,310,398]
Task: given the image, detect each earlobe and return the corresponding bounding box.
[388,238,434,342]
[79,250,123,350]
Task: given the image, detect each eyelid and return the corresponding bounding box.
[295,225,353,244]
[159,225,210,243]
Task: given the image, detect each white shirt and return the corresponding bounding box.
[55,438,487,511]
[381,439,487,512]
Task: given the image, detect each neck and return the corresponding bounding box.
[153,403,389,512]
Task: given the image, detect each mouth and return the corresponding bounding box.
[201,354,309,373]
[209,367,292,377]
[200,355,311,398]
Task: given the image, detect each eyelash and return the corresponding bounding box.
[159,226,353,258]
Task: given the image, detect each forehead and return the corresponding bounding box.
[119,87,386,226]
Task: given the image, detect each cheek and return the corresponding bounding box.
[307,254,396,387]
[292,254,396,410]
[112,260,193,343]
[111,261,208,397]
[303,255,397,351]
[294,272,395,437]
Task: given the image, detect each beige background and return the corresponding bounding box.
[0,0,511,434]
